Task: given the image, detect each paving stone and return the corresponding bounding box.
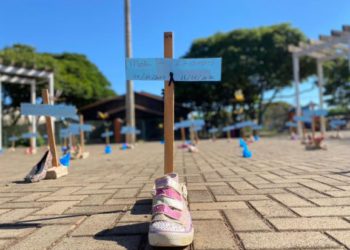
[8,225,75,250]
[71,213,118,236]
[13,192,50,202]
[292,206,350,217]
[0,239,13,249]
[287,187,328,198]
[224,209,270,231]
[78,194,112,206]
[113,188,139,198]
[193,220,239,249]
[0,227,35,239]
[327,231,350,248]
[0,209,37,223]
[215,194,268,201]
[188,190,214,202]
[36,201,80,215]
[19,214,86,225]
[250,200,296,218]
[269,217,350,230]
[52,235,142,250]
[190,201,248,210]
[38,195,88,202]
[272,193,315,207]
[191,210,222,220]
[239,232,340,249]
[64,205,126,215]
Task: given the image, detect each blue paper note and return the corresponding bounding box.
[8,136,19,142]
[101,131,114,138]
[68,124,94,132]
[286,121,298,128]
[293,116,311,123]
[121,126,140,135]
[126,58,222,82]
[21,103,77,118]
[21,133,37,139]
[208,128,218,133]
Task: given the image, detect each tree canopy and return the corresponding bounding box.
[0,44,115,110]
[175,23,314,125]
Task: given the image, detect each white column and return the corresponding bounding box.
[30,82,37,150]
[317,60,326,136]
[293,54,302,137]
[0,78,2,151]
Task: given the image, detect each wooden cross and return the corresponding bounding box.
[125,32,221,174]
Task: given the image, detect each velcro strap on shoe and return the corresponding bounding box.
[156,187,182,201]
[155,176,181,194]
[153,204,181,220]
[154,196,183,210]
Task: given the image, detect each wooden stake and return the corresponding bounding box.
[42,89,60,167]
[180,117,186,143]
[79,115,85,153]
[106,128,110,145]
[164,32,174,174]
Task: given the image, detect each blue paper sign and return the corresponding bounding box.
[286,121,297,128]
[303,109,328,117]
[126,58,222,82]
[235,121,256,129]
[222,125,235,132]
[178,119,205,128]
[8,136,19,142]
[68,124,94,132]
[21,103,77,118]
[60,129,71,138]
[121,126,140,135]
[329,119,346,128]
[21,132,37,139]
[208,128,218,133]
[294,116,311,123]
[252,125,263,130]
[101,131,114,138]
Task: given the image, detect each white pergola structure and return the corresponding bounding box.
[0,64,54,151]
[289,25,350,137]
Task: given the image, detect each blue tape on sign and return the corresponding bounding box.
[101,131,114,138]
[8,136,19,142]
[21,132,37,139]
[329,119,346,128]
[208,128,218,133]
[294,116,312,123]
[120,126,140,135]
[286,121,298,128]
[20,103,77,118]
[126,58,222,82]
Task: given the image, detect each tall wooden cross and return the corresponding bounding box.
[126,32,221,174]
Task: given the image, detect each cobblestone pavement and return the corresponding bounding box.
[0,135,350,250]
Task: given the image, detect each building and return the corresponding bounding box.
[79,91,191,142]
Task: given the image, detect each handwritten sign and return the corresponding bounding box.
[252,125,263,130]
[60,129,71,138]
[222,125,236,132]
[8,136,19,142]
[121,126,140,135]
[21,103,77,118]
[101,131,114,138]
[286,121,297,128]
[126,58,222,82]
[177,119,205,128]
[68,124,94,133]
[21,133,37,139]
[329,119,346,128]
[294,116,311,123]
[303,109,328,117]
[208,128,218,133]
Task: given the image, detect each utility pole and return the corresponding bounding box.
[124,0,135,143]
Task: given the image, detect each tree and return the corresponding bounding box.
[0,44,115,113]
[175,23,314,125]
[324,58,350,111]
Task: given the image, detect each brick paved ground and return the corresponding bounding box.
[0,134,349,249]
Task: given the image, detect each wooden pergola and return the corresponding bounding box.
[0,64,54,151]
[289,25,350,137]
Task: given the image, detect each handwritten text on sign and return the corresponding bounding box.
[126,58,222,82]
[21,103,77,119]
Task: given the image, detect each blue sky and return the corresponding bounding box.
[1,0,350,106]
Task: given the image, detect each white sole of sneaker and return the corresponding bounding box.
[148,228,194,247]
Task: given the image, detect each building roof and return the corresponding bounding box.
[79,91,191,121]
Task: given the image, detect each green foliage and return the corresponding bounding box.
[0,44,116,109]
[324,59,350,111]
[175,23,314,124]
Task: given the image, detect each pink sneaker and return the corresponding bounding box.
[148,173,194,247]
